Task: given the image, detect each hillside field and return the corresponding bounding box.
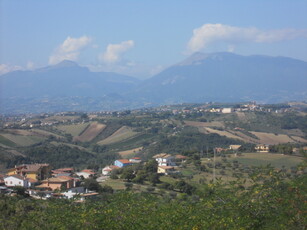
[74,122,106,142]
[57,122,90,137]
[235,152,303,169]
[97,126,138,145]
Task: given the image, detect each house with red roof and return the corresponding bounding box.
[102,165,119,176]
[38,176,75,191]
[114,159,133,168]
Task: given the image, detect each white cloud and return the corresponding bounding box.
[0,64,23,75]
[26,61,35,70]
[99,40,134,64]
[49,36,92,65]
[187,24,307,54]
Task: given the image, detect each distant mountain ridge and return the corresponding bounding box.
[1,52,307,113]
[134,52,307,104]
[0,60,140,99]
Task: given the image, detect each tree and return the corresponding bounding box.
[83,178,101,192]
[144,159,158,173]
[100,185,114,194]
[121,168,135,181]
[174,180,196,195]
[148,173,160,185]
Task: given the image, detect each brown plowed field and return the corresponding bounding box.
[74,122,106,142]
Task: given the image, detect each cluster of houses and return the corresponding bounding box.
[215,144,270,153]
[157,102,294,115]
[0,164,98,200]
[102,154,187,176]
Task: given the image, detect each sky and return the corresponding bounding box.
[1,0,307,78]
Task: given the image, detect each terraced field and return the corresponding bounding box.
[57,122,90,136]
[74,122,106,142]
[97,126,138,145]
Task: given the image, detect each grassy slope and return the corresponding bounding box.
[57,122,90,136]
[0,135,17,147]
[235,152,303,169]
[97,126,138,145]
[0,133,45,146]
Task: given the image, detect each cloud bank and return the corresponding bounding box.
[0,64,23,75]
[49,36,92,65]
[99,40,134,64]
[187,24,307,54]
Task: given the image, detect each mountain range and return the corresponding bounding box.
[1,52,307,113]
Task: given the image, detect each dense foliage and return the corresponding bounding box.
[5,144,120,169]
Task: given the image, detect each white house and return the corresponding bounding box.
[221,108,233,114]
[4,175,30,188]
[102,165,119,176]
[76,169,96,179]
[129,157,142,163]
[153,153,176,166]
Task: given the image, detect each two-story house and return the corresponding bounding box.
[153,153,176,166]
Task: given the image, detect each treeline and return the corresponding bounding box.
[147,128,243,156]
[6,144,120,170]
[0,165,306,229]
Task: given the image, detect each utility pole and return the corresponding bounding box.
[206,146,209,159]
[213,147,216,184]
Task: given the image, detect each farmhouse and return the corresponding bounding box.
[102,165,119,175]
[255,144,270,152]
[153,153,176,166]
[229,145,242,151]
[114,159,133,168]
[129,157,142,163]
[76,169,96,179]
[175,154,187,163]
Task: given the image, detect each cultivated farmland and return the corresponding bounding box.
[57,122,90,137]
[250,131,305,145]
[74,122,106,142]
[97,126,138,145]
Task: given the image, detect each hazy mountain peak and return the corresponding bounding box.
[179,52,239,66]
[53,60,79,68]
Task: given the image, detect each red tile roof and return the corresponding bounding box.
[117,159,131,164]
[81,169,96,174]
[175,154,187,159]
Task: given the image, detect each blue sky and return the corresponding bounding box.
[1,0,307,78]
